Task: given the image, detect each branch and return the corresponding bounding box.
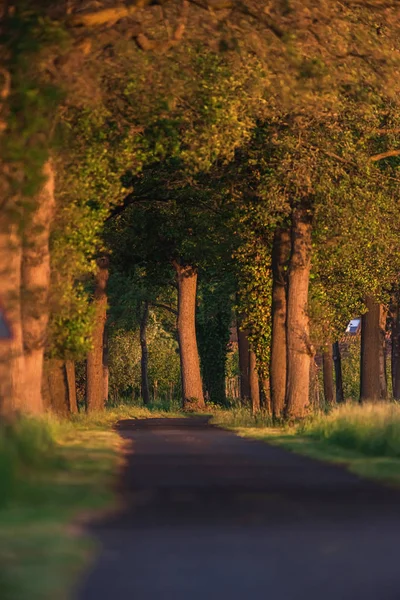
[68,0,152,27]
[370,149,400,162]
[150,302,178,316]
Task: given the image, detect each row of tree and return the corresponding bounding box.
[2,0,400,420]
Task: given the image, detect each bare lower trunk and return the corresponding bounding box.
[174,262,205,411]
[86,257,109,412]
[261,376,272,413]
[20,161,55,414]
[65,360,78,413]
[237,325,250,402]
[270,228,290,418]
[103,327,109,404]
[390,298,400,400]
[322,343,335,407]
[333,341,344,403]
[285,208,313,419]
[249,348,260,414]
[0,222,24,415]
[360,297,387,403]
[42,358,70,416]
[140,301,150,405]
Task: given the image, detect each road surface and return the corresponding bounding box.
[77,417,400,600]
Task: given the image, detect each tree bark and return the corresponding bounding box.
[390,297,400,400]
[285,208,313,419]
[86,257,109,412]
[103,326,109,404]
[322,343,335,407]
[0,223,24,415]
[65,360,78,413]
[261,376,272,413]
[333,341,344,403]
[140,300,150,405]
[270,228,290,418]
[237,324,250,402]
[20,160,55,414]
[360,296,387,403]
[42,358,70,416]
[249,348,260,414]
[174,262,205,411]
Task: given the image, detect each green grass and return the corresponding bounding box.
[232,403,400,486]
[0,403,190,600]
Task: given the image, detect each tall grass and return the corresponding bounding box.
[300,403,400,457]
[0,417,60,506]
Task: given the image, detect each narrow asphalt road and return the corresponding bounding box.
[77,417,400,600]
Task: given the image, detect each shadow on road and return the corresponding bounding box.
[77,417,400,600]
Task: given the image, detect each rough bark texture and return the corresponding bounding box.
[333,341,344,404]
[285,209,313,419]
[249,348,260,415]
[140,301,150,405]
[237,325,250,401]
[270,228,290,418]
[322,344,335,407]
[390,300,400,400]
[174,262,205,411]
[42,358,70,416]
[65,360,78,413]
[86,257,109,412]
[261,376,272,413]
[20,161,55,414]
[0,223,24,415]
[360,297,387,403]
[103,327,109,404]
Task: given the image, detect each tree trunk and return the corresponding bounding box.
[140,300,150,405]
[86,257,109,412]
[0,223,24,415]
[237,324,250,402]
[360,296,387,403]
[333,341,344,403]
[42,358,70,416]
[65,360,78,413]
[322,343,335,407]
[270,228,290,418]
[20,160,55,414]
[261,376,272,413]
[103,327,109,404]
[285,208,313,419]
[390,298,400,400]
[249,348,260,414]
[174,262,205,411]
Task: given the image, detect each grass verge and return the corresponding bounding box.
[0,404,183,600]
[231,404,400,487]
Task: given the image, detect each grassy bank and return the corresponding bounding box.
[232,403,400,486]
[0,405,183,600]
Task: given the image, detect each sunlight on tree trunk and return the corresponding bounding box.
[0,222,24,415]
[249,348,260,415]
[86,257,109,412]
[285,209,313,419]
[270,228,290,418]
[42,358,71,416]
[21,160,55,414]
[360,297,387,403]
[174,262,205,411]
